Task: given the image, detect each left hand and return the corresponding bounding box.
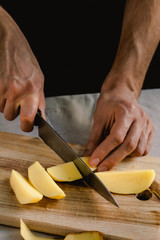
[83,87,154,171]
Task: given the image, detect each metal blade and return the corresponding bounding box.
[35,112,119,207]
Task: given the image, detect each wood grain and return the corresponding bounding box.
[0,132,160,240]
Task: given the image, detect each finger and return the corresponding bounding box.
[129,119,151,157]
[0,98,6,113]
[144,125,154,155]
[97,120,142,171]
[20,94,39,132]
[83,115,106,157]
[3,100,19,120]
[89,116,133,167]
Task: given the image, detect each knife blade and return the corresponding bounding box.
[35,111,119,207]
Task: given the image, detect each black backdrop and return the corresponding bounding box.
[1,1,160,97]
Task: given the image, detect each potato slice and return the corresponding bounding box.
[64,231,104,240]
[10,170,43,204]
[20,219,56,240]
[47,156,96,182]
[96,169,155,194]
[20,219,103,240]
[47,162,82,182]
[28,161,66,199]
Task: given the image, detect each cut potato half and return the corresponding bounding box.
[28,161,66,199]
[47,156,96,182]
[96,169,155,194]
[10,170,43,204]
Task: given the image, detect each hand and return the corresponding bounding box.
[0,7,45,132]
[84,87,154,171]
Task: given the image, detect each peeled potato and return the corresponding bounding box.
[47,156,96,182]
[64,231,104,240]
[47,161,82,182]
[47,156,155,195]
[10,170,43,204]
[20,219,55,240]
[20,219,103,240]
[28,161,66,199]
[96,169,155,194]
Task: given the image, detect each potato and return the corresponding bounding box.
[20,219,55,240]
[64,231,104,240]
[10,170,43,204]
[47,157,96,182]
[96,169,155,194]
[20,219,104,240]
[28,161,66,199]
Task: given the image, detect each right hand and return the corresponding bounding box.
[0,6,46,132]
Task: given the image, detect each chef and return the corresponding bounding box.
[0,0,159,172]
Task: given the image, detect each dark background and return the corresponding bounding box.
[1,1,160,97]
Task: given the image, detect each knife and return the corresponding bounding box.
[35,111,119,207]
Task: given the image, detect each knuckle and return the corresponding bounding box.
[7,77,22,99]
[8,71,44,96]
[139,108,145,119]
[126,102,135,113]
[119,100,135,114]
[113,134,124,145]
[134,147,144,156]
[125,139,137,153]
[28,71,44,93]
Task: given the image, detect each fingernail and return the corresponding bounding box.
[98,165,108,172]
[90,158,100,166]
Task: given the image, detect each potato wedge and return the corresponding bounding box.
[47,156,96,182]
[64,231,104,240]
[10,170,43,204]
[20,219,56,240]
[20,219,103,240]
[96,169,155,194]
[28,161,66,199]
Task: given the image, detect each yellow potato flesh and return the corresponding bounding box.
[47,162,82,182]
[20,219,103,240]
[64,231,104,240]
[10,170,43,204]
[20,219,55,240]
[96,169,155,194]
[28,161,66,199]
[47,156,96,182]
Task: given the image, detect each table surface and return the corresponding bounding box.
[1,89,160,239]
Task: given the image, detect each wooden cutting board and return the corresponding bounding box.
[0,132,160,240]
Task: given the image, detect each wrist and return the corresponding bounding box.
[101,67,141,99]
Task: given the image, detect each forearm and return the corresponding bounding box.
[102,0,160,98]
[0,6,45,132]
